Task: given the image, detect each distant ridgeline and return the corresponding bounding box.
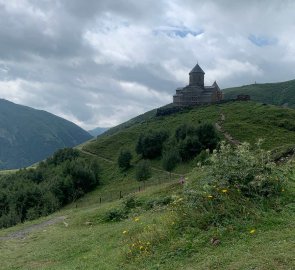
[223,79,295,108]
[0,99,92,169]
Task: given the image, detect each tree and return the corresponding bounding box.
[135,160,152,182]
[178,136,202,161]
[196,123,220,151]
[118,149,132,170]
[162,150,180,178]
[136,130,169,159]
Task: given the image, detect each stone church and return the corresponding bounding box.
[173,64,223,106]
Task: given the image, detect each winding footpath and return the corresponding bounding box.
[0,216,67,241]
[79,148,183,176]
[215,112,241,145]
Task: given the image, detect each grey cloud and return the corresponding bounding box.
[0,0,295,129]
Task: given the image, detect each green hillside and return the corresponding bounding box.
[223,79,295,108]
[88,127,109,137]
[0,101,295,269]
[84,101,295,162]
[0,99,92,169]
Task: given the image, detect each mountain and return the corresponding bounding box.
[223,79,295,108]
[0,99,92,169]
[88,127,109,137]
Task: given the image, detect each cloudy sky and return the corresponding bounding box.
[0,0,295,129]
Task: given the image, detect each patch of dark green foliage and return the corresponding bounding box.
[0,148,101,228]
[103,195,172,222]
[135,160,152,182]
[118,149,132,170]
[136,129,169,159]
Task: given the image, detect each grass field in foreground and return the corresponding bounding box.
[0,161,294,270]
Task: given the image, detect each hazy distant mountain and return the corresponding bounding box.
[88,127,109,137]
[0,99,92,169]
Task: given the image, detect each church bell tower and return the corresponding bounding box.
[189,63,205,87]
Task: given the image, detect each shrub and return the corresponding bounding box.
[177,141,288,230]
[103,208,128,222]
[135,160,152,182]
[123,195,140,210]
[143,196,172,210]
[175,124,196,142]
[118,149,132,170]
[196,123,220,151]
[173,123,219,161]
[162,150,180,173]
[136,130,169,159]
[178,136,202,161]
[194,150,210,166]
[208,141,285,197]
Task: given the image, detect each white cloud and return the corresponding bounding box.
[0,0,295,129]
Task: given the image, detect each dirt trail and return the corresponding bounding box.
[79,149,113,163]
[215,112,241,145]
[80,149,183,176]
[0,216,67,241]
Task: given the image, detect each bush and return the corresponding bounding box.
[123,195,140,210]
[175,124,196,142]
[208,141,285,197]
[143,196,172,210]
[194,150,210,166]
[196,123,220,151]
[162,150,180,173]
[135,160,152,182]
[177,141,288,230]
[118,149,132,170]
[103,208,128,222]
[178,136,202,161]
[173,123,219,161]
[136,130,169,159]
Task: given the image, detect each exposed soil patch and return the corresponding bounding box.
[0,216,67,241]
[215,113,241,145]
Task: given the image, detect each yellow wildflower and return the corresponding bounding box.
[207,195,213,199]
[281,188,285,192]
[134,217,140,222]
[249,229,256,234]
[221,189,228,193]
[123,230,128,234]
[139,246,144,250]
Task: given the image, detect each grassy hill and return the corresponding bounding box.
[84,101,295,163]
[0,99,92,169]
[223,79,295,108]
[0,100,295,269]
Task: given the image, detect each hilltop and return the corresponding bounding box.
[223,79,295,108]
[84,101,295,163]
[0,99,92,169]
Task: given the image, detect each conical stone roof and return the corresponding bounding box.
[189,63,205,74]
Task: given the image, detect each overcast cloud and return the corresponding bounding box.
[0,0,295,129]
